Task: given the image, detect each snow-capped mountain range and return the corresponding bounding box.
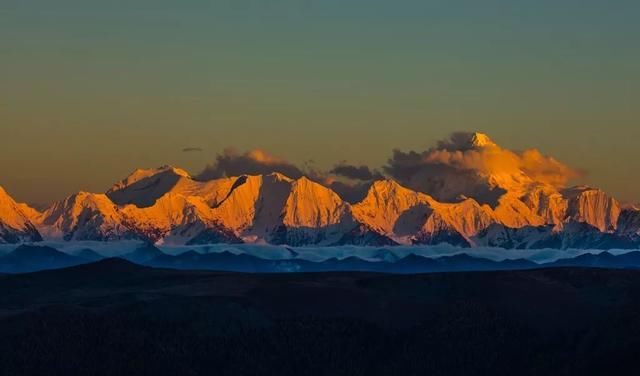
[2,133,639,249]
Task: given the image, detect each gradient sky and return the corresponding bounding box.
[1,0,639,205]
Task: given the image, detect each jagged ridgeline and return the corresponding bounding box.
[1,133,640,249]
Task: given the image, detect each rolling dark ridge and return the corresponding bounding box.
[1,262,640,375]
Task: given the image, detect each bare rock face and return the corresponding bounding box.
[38,192,139,241]
[0,186,42,244]
[616,208,640,240]
[562,187,620,232]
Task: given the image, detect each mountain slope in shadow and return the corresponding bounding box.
[0,245,88,273]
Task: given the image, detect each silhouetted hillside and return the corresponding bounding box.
[0,245,87,273]
[1,262,640,375]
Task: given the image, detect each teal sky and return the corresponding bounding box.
[1,0,639,205]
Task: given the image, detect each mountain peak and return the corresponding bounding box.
[0,187,15,208]
[266,172,294,182]
[110,165,191,193]
[366,179,423,199]
[67,191,113,206]
[370,178,403,190]
[467,132,497,149]
[0,185,43,244]
[162,165,191,178]
[107,166,194,208]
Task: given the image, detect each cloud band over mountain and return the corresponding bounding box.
[197,148,307,181]
[384,132,584,202]
[195,132,584,203]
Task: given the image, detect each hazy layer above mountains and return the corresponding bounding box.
[1,133,639,249]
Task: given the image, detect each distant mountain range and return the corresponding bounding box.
[1,133,640,249]
[3,244,640,274]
